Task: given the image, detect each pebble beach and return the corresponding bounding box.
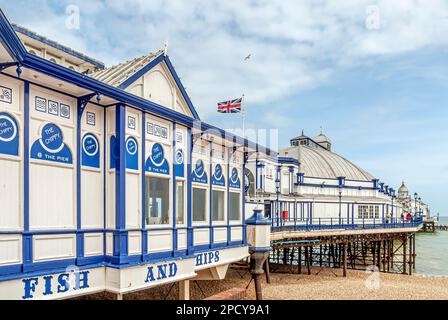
[80,264,448,300]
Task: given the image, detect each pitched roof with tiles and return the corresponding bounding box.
[13,23,105,68]
[88,50,164,87]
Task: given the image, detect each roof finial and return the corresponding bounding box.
[301,129,304,136]
[163,41,168,56]
[320,126,323,134]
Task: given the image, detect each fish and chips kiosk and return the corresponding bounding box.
[0,8,273,300]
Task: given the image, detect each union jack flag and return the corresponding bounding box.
[217,97,242,113]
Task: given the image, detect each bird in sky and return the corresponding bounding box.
[244,54,252,61]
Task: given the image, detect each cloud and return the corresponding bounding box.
[3,0,447,120]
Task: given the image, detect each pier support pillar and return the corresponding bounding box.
[402,236,407,275]
[178,280,190,300]
[343,243,347,277]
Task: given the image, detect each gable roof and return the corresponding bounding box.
[0,7,275,156]
[13,23,105,69]
[88,51,200,119]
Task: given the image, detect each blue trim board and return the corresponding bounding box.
[113,104,128,263]
[0,9,27,61]
[141,113,147,258]
[186,128,194,255]
[172,122,178,254]
[118,54,164,90]
[23,80,32,270]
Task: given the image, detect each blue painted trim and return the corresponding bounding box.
[277,156,299,166]
[0,9,27,61]
[0,264,22,276]
[12,24,105,69]
[141,113,147,257]
[249,247,272,253]
[186,128,194,255]
[226,148,231,245]
[23,258,77,273]
[103,108,107,257]
[118,54,164,90]
[113,104,128,263]
[246,209,271,225]
[23,80,32,269]
[172,122,178,254]
[163,55,201,120]
[209,143,213,248]
[242,152,247,246]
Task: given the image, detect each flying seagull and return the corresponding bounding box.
[244,54,252,61]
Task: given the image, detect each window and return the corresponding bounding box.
[193,188,207,222]
[146,176,170,225]
[176,181,185,224]
[358,205,380,219]
[212,190,225,221]
[229,192,240,221]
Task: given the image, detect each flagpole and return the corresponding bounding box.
[241,94,245,140]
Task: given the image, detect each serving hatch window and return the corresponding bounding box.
[212,190,225,221]
[176,181,185,224]
[146,176,170,225]
[193,187,207,222]
[229,192,240,221]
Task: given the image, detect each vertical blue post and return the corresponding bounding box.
[242,151,247,245]
[209,141,213,248]
[103,108,107,257]
[186,128,193,255]
[113,104,128,264]
[172,122,178,255]
[141,112,147,260]
[22,81,32,271]
[76,98,84,263]
[226,147,231,246]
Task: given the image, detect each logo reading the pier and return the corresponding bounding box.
[0,113,19,156]
[212,163,225,186]
[151,143,164,165]
[192,159,208,183]
[175,149,184,165]
[229,168,241,188]
[30,123,72,164]
[145,142,169,175]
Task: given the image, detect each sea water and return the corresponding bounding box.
[415,216,448,276]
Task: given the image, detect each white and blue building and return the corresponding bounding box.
[245,131,424,231]
[0,9,274,300]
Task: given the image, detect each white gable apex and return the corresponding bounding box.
[125,61,194,118]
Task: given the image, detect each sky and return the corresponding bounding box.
[1,0,447,215]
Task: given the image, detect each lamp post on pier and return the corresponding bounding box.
[414,192,418,218]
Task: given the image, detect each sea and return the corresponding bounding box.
[415,216,448,276]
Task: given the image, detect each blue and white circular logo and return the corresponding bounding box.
[175,149,184,165]
[0,113,17,142]
[195,159,205,177]
[82,134,99,157]
[231,168,239,182]
[151,143,164,165]
[215,164,223,179]
[126,137,138,155]
[41,123,63,152]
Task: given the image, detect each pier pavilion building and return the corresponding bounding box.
[0,9,275,300]
[245,131,407,229]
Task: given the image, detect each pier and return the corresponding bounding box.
[268,219,423,277]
